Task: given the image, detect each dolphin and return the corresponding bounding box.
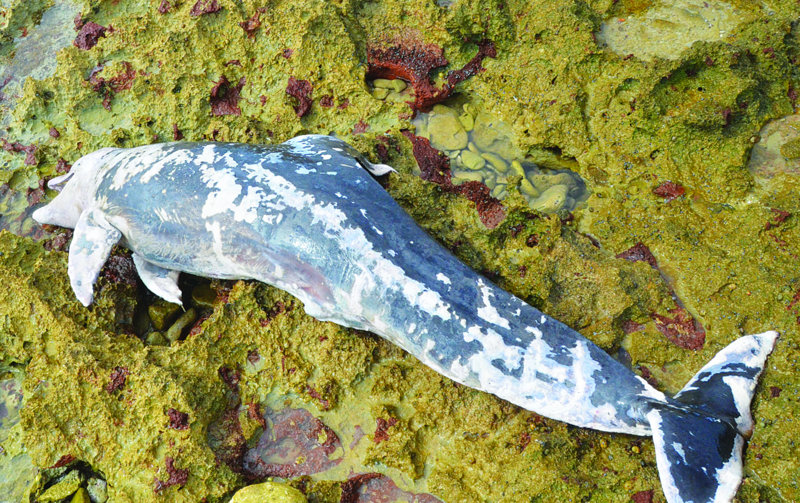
[32,135,777,503]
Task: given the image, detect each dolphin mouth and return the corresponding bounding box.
[47,171,74,192]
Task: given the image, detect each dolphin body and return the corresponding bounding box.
[33,135,777,503]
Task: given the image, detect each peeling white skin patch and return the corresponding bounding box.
[33,136,778,503]
[476,279,510,330]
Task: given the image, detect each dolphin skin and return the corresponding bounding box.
[33,135,777,503]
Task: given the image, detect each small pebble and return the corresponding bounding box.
[483,172,497,189]
[520,178,540,197]
[531,184,569,213]
[371,88,389,100]
[460,150,486,171]
[372,78,395,89]
[428,106,468,150]
[491,183,506,198]
[149,300,181,330]
[548,172,577,187]
[165,307,197,342]
[385,91,408,102]
[452,170,484,184]
[373,78,406,92]
[146,331,169,346]
[390,79,407,92]
[37,470,82,502]
[529,173,553,190]
[481,151,508,172]
[71,488,91,503]
[510,160,526,177]
[458,112,474,131]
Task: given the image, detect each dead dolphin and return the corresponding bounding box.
[33,135,777,503]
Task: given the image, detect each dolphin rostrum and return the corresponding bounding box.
[33,135,778,503]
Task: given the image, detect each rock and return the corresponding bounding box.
[229,481,307,503]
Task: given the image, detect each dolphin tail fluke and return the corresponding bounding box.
[646,331,778,503]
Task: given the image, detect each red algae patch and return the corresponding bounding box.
[402,131,452,185]
[88,61,138,111]
[367,39,495,112]
[49,454,77,469]
[616,242,706,349]
[286,77,313,118]
[153,456,189,493]
[372,416,398,444]
[210,76,245,116]
[615,242,658,268]
[167,408,190,430]
[189,0,221,17]
[243,408,342,478]
[101,252,138,286]
[651,308,706,350]
[402,131,505,228]
[74,21,108,50]
[765,208,790,230]
[239,10,264,38]
[1,139,37,166]
[340,473,442,503]
[652,181,685,201]
[455,180,506,229]
[105,366,129,393]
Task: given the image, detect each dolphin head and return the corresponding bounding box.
[32,147,118,229]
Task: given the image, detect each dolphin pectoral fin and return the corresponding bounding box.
[364,162,396,176]
[68,209,122,306]
[132,254,182,305]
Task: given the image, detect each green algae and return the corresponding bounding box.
[0,0,798,502]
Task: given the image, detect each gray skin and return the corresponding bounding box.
[33,135,777,503]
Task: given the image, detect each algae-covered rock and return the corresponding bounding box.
[148,300,181,331]
[37,469,82,502]
[230,481,307,503]
[427,105,469,150]
[748,114,800,178]
[70,487,91,503]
